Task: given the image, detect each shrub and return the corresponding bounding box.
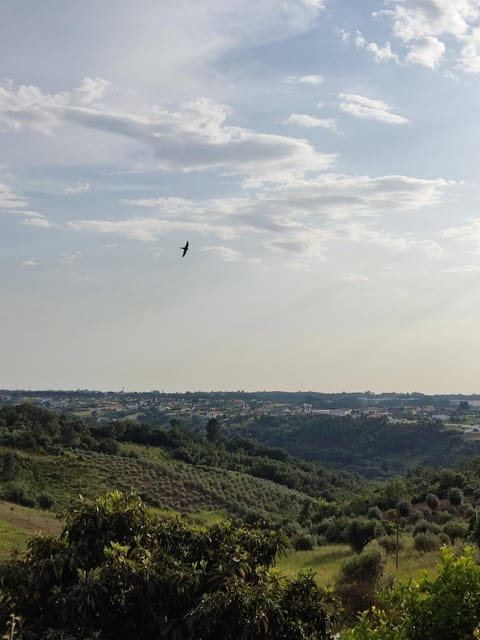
[36,493,54,510]
[377,535,403,555]
[408,509,422,524]
[414,532,441,552]
[425,493,439,510]
[1,482,35,507]
[346,518,382,553]
[324,517,349,544]
[346,547,480,640]
[438,532,450,546]
[448,486,464,506]
[443,519,468,543]
[433,510,452,525]
[413,519,441,537]
[292,533,315,551]
[398,500,410,517]
[0,491,337,640]
[335,542,386,620]
[368,506,382,520]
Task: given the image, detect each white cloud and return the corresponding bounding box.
[287,113,337,129]
[380,0,477,42]
[72,77,110,105]
[338,93,409,124]
[67,218,236,242]
[201,245,241,261]
[458,27,480,72]
[260,173,449,217]
[366,40,400,63]
[405,36,446,68]
[289,74,324,85]
[23,217,54,228]
[343,272,369,282]
[0,80,335,186]
[0,182,28,209]
[443,219,480,241]
[21,260,38,267]
[66,172,451,267]
[60,251,82,264]
[0,179,52,226]
[64,182,91,195]
[354,30,399,63]
[376,0,480,71]
[443,264,480,273]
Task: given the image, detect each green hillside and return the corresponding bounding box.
[237,413,478,477]
[0,404,361,527]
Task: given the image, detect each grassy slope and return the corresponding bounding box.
[0,444,308,522]
[0,500,62,559]
[276,536,441,588]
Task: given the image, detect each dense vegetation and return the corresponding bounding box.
[0,491,336,640]
[0,405,362,525]
[4,403,480,637]
[239,414,479,476]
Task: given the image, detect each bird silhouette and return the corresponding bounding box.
[180,241,189,257]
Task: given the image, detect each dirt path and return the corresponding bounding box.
[0,501,63,535]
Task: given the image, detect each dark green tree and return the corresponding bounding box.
[205,417,221,443]
[448,486,464,506]
[0,491,337,640]
[346,518,382,553]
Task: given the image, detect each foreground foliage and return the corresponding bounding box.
[0,491,336,640]
[344,546,480,640]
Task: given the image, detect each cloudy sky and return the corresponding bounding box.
[3,0,480,393]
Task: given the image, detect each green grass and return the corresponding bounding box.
[0,520,31,558]
[276,544,351,586]
[276,537,441,588]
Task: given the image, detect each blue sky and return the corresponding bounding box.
[2,0,480,392]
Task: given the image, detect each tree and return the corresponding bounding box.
[335,542,386,621]
[346,518,382,553]
[448,486,464,506]
[205,417,221,443]
[425,493,439,510]
[0,491,337,640]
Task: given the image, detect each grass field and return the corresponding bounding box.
[0,497,446,591]
[276,536,441,587]
[0,500,62,559]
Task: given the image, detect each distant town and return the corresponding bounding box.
[2,389,480,435]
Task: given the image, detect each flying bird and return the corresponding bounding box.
[180,241,189,257]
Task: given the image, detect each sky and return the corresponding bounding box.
[3,1,480,393]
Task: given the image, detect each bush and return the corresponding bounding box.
[448,486,464,506]
[292,533,315,551]
[433,510,452,525]
[335,542,386,620]
[324,516,349,544]
[368,506,382,520]
[377,535,403,555]
[1,482,35,507]
[0,491,337,640]
[414,532,441,552]
[425,493,439,510]
[36,492,54,510]
[413,519,441,537]
[346,547,480,640]
[443,519,468,543]
[346,518,382,553]
[408,509,422,524]
[398,500,410,517]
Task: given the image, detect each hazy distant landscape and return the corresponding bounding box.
[1,390,480,637]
